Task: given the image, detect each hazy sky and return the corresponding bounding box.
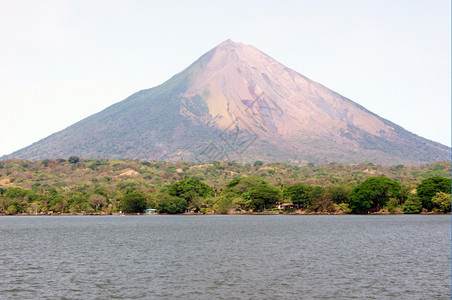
[0,0,450,157]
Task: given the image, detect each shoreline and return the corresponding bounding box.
[1,211,449,216]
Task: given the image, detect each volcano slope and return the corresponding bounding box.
[4,40,450,165]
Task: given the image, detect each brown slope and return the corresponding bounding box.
[180,39,450,164]
[187,40,396,140]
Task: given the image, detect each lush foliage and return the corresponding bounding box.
[283,184,322,209]
[403,194,423,214]
[349,177,401,213]
[416,177,451,211]
[121,192,147,213]
[157,196,187,214]
[168,178,213,211]
[0,158,450,215]
[68,156,80,164]
[431,192,451,213]
[226,177,281,211]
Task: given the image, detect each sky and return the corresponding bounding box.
[0,0,450,157]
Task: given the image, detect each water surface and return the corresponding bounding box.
[0,215,450,299]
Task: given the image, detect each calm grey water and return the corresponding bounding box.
[0,215,450,299]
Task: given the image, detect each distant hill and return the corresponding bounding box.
[1,159,450,192]
[3,40,450,165]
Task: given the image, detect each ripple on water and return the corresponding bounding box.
[0,215,450,299]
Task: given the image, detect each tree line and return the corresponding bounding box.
[0,157,449,215]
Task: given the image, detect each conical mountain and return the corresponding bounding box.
[4,40,450,165]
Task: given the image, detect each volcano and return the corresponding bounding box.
[4,40,450,165]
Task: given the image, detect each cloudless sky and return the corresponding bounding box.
[0,0,450,157]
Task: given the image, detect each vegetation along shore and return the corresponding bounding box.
[0,157,450,215]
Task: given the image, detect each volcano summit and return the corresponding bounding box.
[4,40,450,165]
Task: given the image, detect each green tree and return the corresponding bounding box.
[6,204,18,215]
[309,193,336,212]
[253,160,264,167]
[41,159,50,167]
[168,178,213,211]
[398,186,412,206]
[121,192,147,213]
[248,184,281,211]
[417,177,451,211]
[326,185,351,204]
[2,188,29,214]
[68,156,80,164]
[48,195,67,213]
[4,187,27,199]
[349,177,401,213]
[283,184,326,211]
[386,198,400,213]
[226,177,280,211]
[88,159,108,170]
[227,177,266,194]
[431,192,451,213]
[283,184,313,209]
[66,193,87,214]
[403,193,422,214]
[211,196,232,214]
[157,196,187,214]
[93,186,109,198]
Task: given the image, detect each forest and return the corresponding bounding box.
[0,157,450,215]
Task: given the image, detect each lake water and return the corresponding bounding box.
[0,215,450,299]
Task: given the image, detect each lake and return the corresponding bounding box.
[0,215,450,299]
